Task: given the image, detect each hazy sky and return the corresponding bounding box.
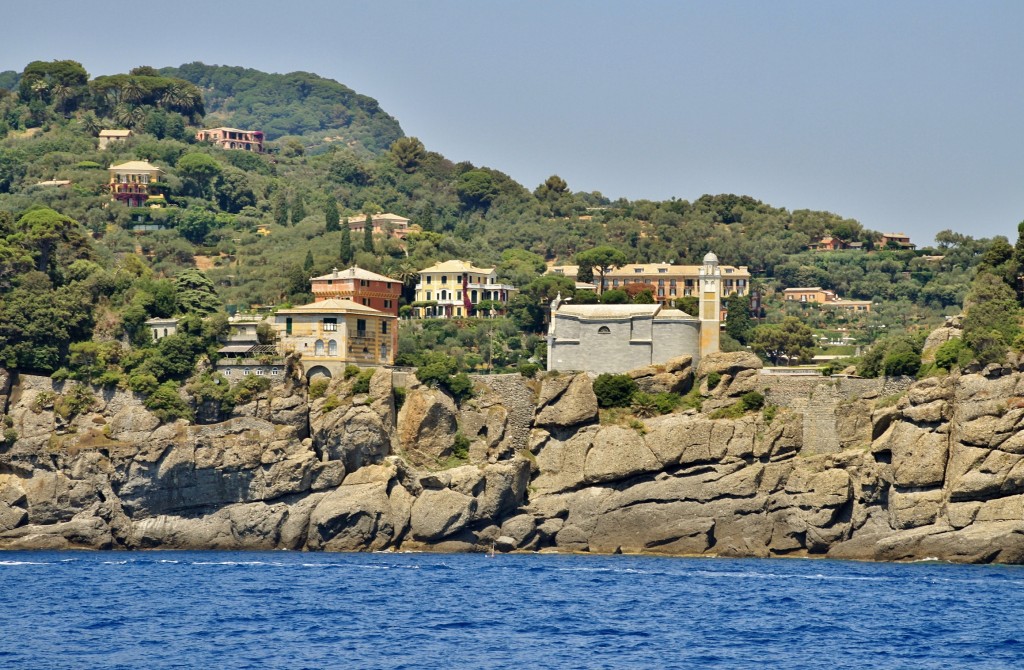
[4,0,1023,244]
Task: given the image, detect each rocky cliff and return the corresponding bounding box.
[3,351,1024,564]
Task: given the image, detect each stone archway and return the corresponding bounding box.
[306,365,333,381]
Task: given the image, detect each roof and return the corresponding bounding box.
[419,259,495,274]
[881,232,909,237]
[144,317,178,325]
[201,127,262,134]
[606,262,750,277]
[346,212,410,224]
[109,160,163,173]
[310,266,396,283]
[655,308,694,319]
[99,129,132,137]
[556,304,662,319]
[34,179,71,187]
[275,298,395,317]
[783,287,825,292]
[218,344,257,354]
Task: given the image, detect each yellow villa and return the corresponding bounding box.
[273,299,397,378]
[108,160,164,207]
[413,260,515,318]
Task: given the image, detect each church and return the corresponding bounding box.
[546,252,723,374]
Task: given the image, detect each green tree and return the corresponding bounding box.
[325,195,340,232]
[174,269,222,315]
[593,373,638,408]
[340,222,353,264]
[176,209,215,245]
[962,271,1020,365]
[389,136,426,173]
[749,317,815,365]
[303,249,315,274]
[456,170,499,210]
[176,153,222,198]
[724,293,754,344]
[575,246,627,294]
[273,191,288,226]
[291,192,306,225]
[363,214,374,252]
[17,207,83,274]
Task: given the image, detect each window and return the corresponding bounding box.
[362,298,369,306]
[658,268,667,273]
[285,317,292,335]
[152,329,158,340]
[441,275,448,284]
[256,368,265,375]
[360,280,368,287]
[323,318,337,331]
[271,368,280,375]
[243,369,250,376]
[356,319,367,337]
[163,328,168,337]
[328,340,337,356]
[315,340,325,355]
[383,300,392,309]
[634,268,643,273]
[426,276,432,284]
[426,292,431,301]
[381,321,389,334]
[456,291,462,300]
[598,326,611,334]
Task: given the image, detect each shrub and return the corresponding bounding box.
[352,369,375,394]
[883,344,922,377]
[706,372,722,390]
[517,362,540,379]
[630,392,659,418]
[740,391,766,411]
[344,365,361,379]
[653,392,682,414]
[709,402,747,420]
[593,373,638,408]
[452,432,470,460]
[393,386,407,410]
[145,382,192,423]
[763,404,778,423]
[309,378,330,400]
[54,384,96,420]
[232,374,272,404]
[51,367,70,382]
[127,373,159,396]
[934,338,966,371]
[446,372,475,404]
[321,395,342,413]
[2,428,18,445]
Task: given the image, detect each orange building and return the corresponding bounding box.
[784,287,871,312]
[196,127,265,153]
[309,266,402,316]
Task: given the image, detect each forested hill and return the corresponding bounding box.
[158,63,404,153]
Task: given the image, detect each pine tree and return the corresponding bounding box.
[273,192,288,226]
[291,193,306,225]
[325,195,340,232]
[340,223,353,264]
[363,214,374,253]
[303,249,314,274]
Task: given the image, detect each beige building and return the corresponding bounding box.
[273,299,397,378]
[346,213,414,240]
[98,129,132,150]
[548,261,750,303]
[413,260,515,318]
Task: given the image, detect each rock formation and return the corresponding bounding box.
[4,340,1024,564]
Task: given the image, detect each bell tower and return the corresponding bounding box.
[699,251,722,358]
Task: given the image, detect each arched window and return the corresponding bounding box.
[314,340,324,355]
[598,326,611,334]
[327,339,338,356]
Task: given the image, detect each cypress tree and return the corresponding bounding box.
[273,192,288,226]
[303,249,314,274]
[340,223,353,264]
[291,193,306,225]
[363,213,374,252]
[325,195,340,232]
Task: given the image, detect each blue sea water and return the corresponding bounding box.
[1,551,1023,669]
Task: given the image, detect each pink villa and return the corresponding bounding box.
[195,127,265,153]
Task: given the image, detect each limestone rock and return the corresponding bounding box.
[313,405,390,472]
[409,488,476,541]
[397,387,458,466]
[535,373,598,430]
[695,351,763,380]
[584,425,660,484]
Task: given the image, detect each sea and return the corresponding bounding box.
[1,551,1022,669]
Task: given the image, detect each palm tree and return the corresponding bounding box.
[120,78,145,105]
[79,111,103,137]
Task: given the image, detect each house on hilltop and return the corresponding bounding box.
[346,213,414,240]
[98,129,132,150]
[880,232,915,250]
[783,287,871,313]
[196,127,265,153]
[310,266,402,316]
[108,160,164,207]
[413,260,515,318]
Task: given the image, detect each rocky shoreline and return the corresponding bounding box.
[3,350,1024,564]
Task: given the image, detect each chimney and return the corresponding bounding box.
[332,267,339,278]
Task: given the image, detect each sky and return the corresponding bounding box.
[3,0,1023,244]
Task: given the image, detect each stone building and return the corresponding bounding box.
[547,252,724,374]
[98,129,132,150]
[144,317,178,342]
[273,299,397,379]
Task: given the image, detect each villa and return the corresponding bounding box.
[108,160,164,207]
[309,266,401,316]
[413,260,515,318]
[346,213,414,240]
[195,127,265,153]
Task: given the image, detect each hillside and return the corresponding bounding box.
[0,58,1021,384]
